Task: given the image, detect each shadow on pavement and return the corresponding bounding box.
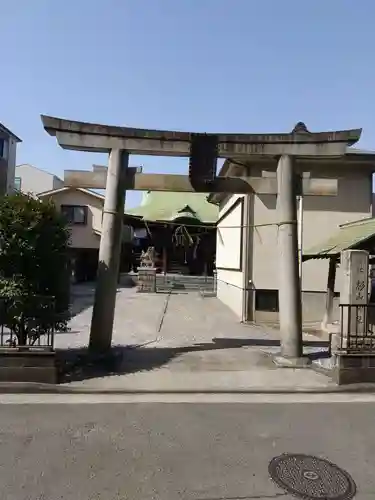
[211,337,329,348]
[56,337,330,384]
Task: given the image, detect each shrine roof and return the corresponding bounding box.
[303,216,375,260]
[125,191,218,224]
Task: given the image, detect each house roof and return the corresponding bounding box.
[16,164,63,179]
[0,123,22,143]
[38,186,105,201]
[125,191,219,224]
[303,217,375,260]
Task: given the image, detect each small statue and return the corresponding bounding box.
[140,246,156,268]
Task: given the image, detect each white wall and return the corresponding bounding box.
[216,194,247,319]
[251,167,372,292]
[214,163,373,323]
[15,164,64,196]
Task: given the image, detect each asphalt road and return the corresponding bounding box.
[0,399,374,500]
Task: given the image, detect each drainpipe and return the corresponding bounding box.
[242,194,251,323]
[297,194,303,285]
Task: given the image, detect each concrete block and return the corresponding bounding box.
[0,351,57,383]
[333,354,375,385]
[137,267,156,293]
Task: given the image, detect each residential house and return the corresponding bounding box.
[0,122,22,194]
[208,148,375,323]
[15,164,64,195]
[38,187,105,281]
[38,185,133,281]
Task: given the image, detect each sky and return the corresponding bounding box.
[2,0,375,208]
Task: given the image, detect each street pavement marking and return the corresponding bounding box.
[1,393,375,404]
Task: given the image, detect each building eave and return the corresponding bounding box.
[0,123,22,143]
[38,186,105,201]
[303,216,375,261]
[207,147,375,206]
[207,159,246,205]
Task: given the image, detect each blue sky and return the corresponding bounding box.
[2,0,375,208]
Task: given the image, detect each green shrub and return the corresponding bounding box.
[0,193,70,346]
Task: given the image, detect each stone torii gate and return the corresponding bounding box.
[41,115,361,363]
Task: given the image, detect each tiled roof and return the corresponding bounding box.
[304,217,375,259]
[125,191,218,224]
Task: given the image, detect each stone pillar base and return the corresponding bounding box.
[272,355,312,368]
[137,267,157,293]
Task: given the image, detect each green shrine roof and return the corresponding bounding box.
[304,216,375,260]
[125,191,219,224]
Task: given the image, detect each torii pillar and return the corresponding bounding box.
[40,115,361,358]
[90,149,129,351]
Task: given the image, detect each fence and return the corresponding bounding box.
[339,303,375,353]
[155,272,217,294]
[0,295,56,350]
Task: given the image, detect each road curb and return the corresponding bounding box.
[2,382,375,394]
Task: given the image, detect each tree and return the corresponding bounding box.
[0,193,70,346]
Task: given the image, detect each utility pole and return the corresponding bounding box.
[89,149,128,353]
[276,155,303,361]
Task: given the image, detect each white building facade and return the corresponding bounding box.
[210,150,375,323]
[15,164,64,195]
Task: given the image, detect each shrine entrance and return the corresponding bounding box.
[124,190,217,277]
[41,115,360,364]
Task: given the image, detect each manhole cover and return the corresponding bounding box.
[268,454,356,500]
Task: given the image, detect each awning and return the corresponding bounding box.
[303,217,375,260]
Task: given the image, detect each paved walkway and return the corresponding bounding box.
[57,285,283,350]
[53,284,334,391]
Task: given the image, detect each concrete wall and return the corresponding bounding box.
[41,189,103,249]
[214,164,373,323]
[15,164,64,196]
[0,136,18,194]
[250,164,372,322]
[216,194,248,319]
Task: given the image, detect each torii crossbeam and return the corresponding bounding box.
[41,115,361,363]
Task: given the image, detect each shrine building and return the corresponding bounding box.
[208,148,375,324]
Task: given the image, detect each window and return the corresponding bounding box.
[255,290,279,312]
[14,177,21,191]
[0,138,8,160]
[61,205,88,225]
